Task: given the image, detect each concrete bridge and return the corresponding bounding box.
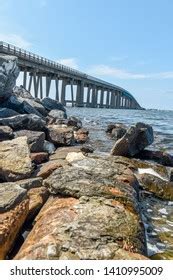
[0,41,141,109]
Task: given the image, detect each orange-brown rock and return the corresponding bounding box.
[15,196,146,260]
[74,128,89,143]
[31,152,49,164]
[0,199,29,259]
[34,160,66,179]
[27,187,49,221]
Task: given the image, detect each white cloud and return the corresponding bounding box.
[0,33,31,49]
[87,64,173,80]
[57,58,78,69]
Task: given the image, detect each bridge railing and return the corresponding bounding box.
[0,41,87,78]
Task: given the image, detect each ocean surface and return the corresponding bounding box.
[67,107,173,257]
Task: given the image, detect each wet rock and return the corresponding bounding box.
[111,122,154,157]
[41,97,66,112]
[43,140,56,154]
[0,125,14,141]
[0,198,29,259]
[48,109,67,120]
[170,169,173,182]
[0,183,27,212]
[46,125,74,146]
[0,108,19,118]
[15,177,43,190]
[138,173,173,200]
[0,114,46,131]
[15,196,146,260]
[135,149,173,167]
[27,187,49,222]
[0,55,19,101]
[14,130,45,152]
[33,160,64,179]
[31,152,49,164]
[74,128,89,143]
[81,144,94,154]
[106,123,127,140]
[0,136,32,181]
[67,116,82,129]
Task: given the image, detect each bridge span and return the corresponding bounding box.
[0,41,141,109]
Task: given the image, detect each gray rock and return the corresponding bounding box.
[0,55,20,101]
[135,149,173,167]
[111,122,154,157]
[68,116,82,129]
[14,130,45,152]
[41,97,66,112]
[0,182,27,212]
[13,86,33,99]
[0,136,32,181]
[0,114,46,131]
[106,123,127,140]
[48,109,67,120]
[46,125,74,146]
[1,95,44,118]
[43,140,56,154]
[16,177,43,190]
[0,125,14,141]
[0,108,19,118]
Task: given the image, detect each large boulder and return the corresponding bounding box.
[15,196,146,260]
[0,182,27,212]
[1,95,44,118]
[46,125,74,146]
[0,136,32,181]
[13,85,33,99]
[14,130,45,152]
[0,198,29,259]
[0,125,14,141]
[111,122,154,157]
[0,108,19,118]
[0,55,19,101]
[41,97,66,112]
[0,114,46,131]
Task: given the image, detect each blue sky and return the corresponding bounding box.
[0,0,173,109]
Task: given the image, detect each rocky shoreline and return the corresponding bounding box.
[0,55,173,260]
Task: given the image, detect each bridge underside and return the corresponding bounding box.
[19,69,139,109]
[0,41,141,109]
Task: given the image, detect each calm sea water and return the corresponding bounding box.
[67,107,173,257]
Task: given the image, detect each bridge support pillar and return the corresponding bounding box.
[23,70,27,89]
[70,79,74,107]
[110,91,115,108]
[33,72,39,98]
[86,85,91,107]
[28,74,33,92]
[106,90,110,108]
[40,76,43,99]
[46,76,52,97]
[61,79,67,106]
[76,80,84,107]
[91,86,96,108]
[55,78,59,101]
[99,88,104,108]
